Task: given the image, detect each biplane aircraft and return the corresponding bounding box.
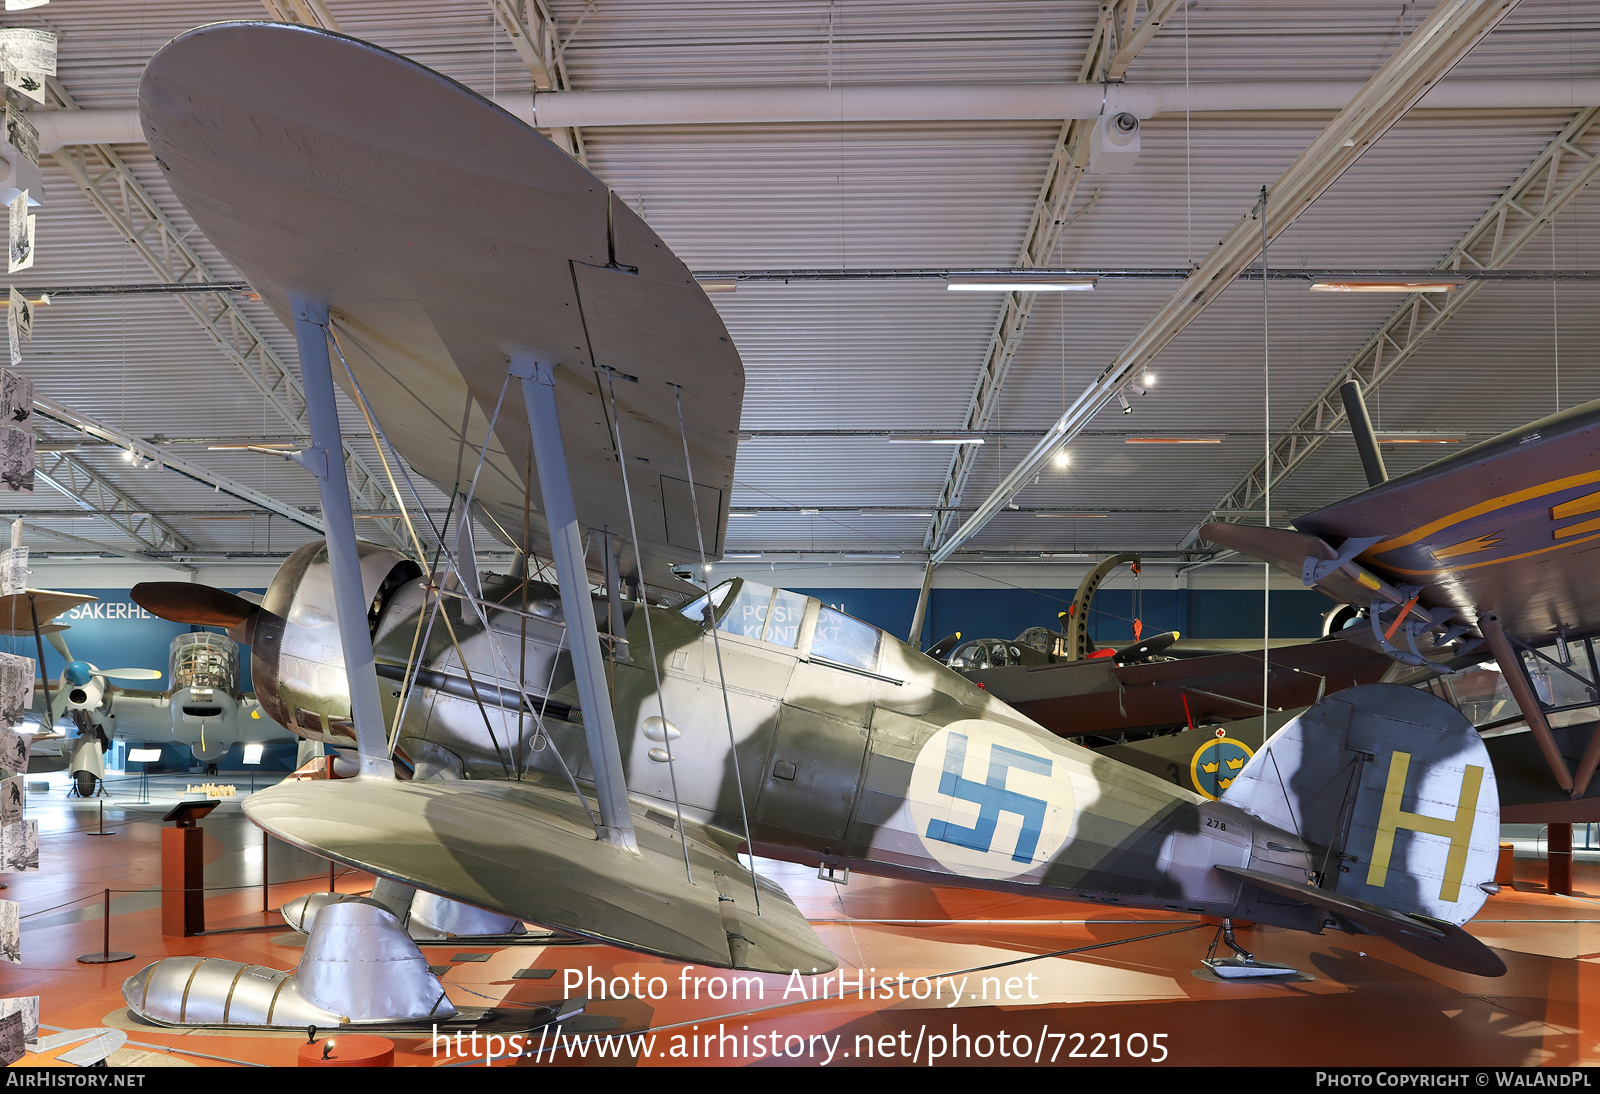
[118,21,1509,1027]
[1202,395,1600,824]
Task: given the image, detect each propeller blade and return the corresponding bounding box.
[46,629,71,663]
[49,686,70,725]
[132,583,259,628]
[89,666,163,682]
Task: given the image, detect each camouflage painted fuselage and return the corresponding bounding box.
[348,572,1323,932]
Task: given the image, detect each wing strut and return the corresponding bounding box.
[1479,614,1573,793]
[510,352,637,852]
[288,294,393,780]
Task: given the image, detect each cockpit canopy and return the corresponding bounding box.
[679,579,882,671]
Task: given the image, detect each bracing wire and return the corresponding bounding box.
[604,368,693,882]
[672,383,761,914]
[325,328,605,814]
[327,327,517,777]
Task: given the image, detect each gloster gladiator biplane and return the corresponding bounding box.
[118,22,1508,1029]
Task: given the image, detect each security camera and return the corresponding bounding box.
[1089,112,1142,174]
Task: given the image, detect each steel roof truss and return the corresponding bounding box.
[1202,105,1600,532]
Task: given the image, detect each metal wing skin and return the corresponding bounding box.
[138,21,741,589]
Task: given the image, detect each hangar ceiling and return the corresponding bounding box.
[3,0,1598,580]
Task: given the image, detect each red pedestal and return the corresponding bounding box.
[160,826,205,936]
[298,1035,395,1067]
[1548,822,1573,895]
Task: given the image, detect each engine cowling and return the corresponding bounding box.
[251,540,421,747]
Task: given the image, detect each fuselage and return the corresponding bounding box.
[256,564,1321,930]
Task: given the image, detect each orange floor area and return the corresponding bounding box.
[6,781,1600,1068]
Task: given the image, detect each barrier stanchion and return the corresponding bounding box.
[76,888,134,965]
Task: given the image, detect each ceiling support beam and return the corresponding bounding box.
[920,0,1180,560]
[1198,105,1600,536]
[13,521,172,563]
[30,454,188,558]
[259,0,341,32]
[43,76,407,552]
[490,0,588,164]
[930,0,1522,566]
[33,396,325,535]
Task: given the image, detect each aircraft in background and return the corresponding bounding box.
[1204,389,1600,824]
[119,24,1508,1030]
[2,586,298,794]
[47,628,295,794]
[931,553,1402,743]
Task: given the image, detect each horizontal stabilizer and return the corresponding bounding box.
[1218,866,1505,976]
[244,776,836,974]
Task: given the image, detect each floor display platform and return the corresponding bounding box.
[7,773,1598,1067]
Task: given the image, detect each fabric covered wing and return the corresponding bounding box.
[243,776,837,975]
[1293,398,1600,643]
[138,22,741,587]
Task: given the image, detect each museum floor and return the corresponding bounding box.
[5,772,1598,1068]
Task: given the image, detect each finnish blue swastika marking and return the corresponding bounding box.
[925,732,1053,863]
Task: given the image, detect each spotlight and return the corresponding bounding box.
[1118,394,1133,414]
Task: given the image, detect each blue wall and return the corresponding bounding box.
[0,589,267,692]
[791,585,1330,650]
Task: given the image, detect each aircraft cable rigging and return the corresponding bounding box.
[328,331,627,819]
[674,382,761,915]
[328,328,518,780]
[606,367,693,882]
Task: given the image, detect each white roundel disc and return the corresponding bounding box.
[907,719,1075,881]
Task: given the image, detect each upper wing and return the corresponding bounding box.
[138,22,742,588]
[1207,397,1600,646]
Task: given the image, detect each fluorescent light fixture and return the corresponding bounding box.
[946,275,1096,292]
[1310,277,1465,293]
[1040,552,1094,559]
[242,743,264,765]
[721,553,763,560]
[859,509,932,517]
[1035,512,1108,518]
[1125,437,1222,444]
[841,553,903,560]
[729,511,756,517]
[1377,435,1460,444]
[697,279,737,293]
[885,434,985,445]
[128,748,161,763]
[799,508,820,515]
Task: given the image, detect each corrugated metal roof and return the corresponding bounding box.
[0,0,1593,575]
